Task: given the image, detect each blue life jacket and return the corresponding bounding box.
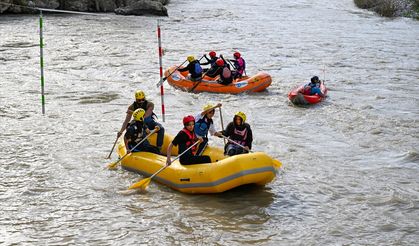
[194,62,202,74]
[195,116,213,138]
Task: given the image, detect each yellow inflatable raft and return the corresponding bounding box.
[117,133,281,194]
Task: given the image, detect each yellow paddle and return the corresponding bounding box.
[107,127,160,170]
[220,135,253,153]
[127,140,201,191]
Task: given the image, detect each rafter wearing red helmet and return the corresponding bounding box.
[166,115,212,165]
[230,51,246,79]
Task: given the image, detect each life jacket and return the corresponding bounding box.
[221,66,232,79]
[193,61,203,75]
[131,100,157,120]
[235,57,245,75]
[230,124,250,146]
[219,66,233,84]
[195,116,213,138]
[181,128,198,155]
[132,100,148,111]
[302,82,319,95]
[127,122,146,145]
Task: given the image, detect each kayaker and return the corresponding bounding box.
[166,115,212,165]
[178,55,203,82]
[194,103,223,155]
[302,76,325,97]
[201,51,218,70]
[218,111,253,156]
[124,109,160,154]
[229,52,246,79]
[206,58,233,85]
[117,90,165,153]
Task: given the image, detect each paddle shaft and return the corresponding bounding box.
[149,140,201,180]
[157,55,205,87]
[156,60,187,87]
[221,135,252,153]
[168,140,201,164]
[106,137,119,159]
[219,108,226,145]
[188,74,206,92]
[188,61,215,92]
[323,65,326,84]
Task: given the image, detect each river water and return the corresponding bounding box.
[1,0,418,245]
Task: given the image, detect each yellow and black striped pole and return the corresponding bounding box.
[39,10,45,114]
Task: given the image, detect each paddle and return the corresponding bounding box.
[107,126,160,170]
[188,73,206,93]
[105,136,119,159]
[127,140,201,190]
[226,58,236,71]
[226,56,246,77]
[156,55,205,87]
[156,60,187,87]
[220,135,253,153]
[188,59,217,93]
[322,64,326,84]
[219,108,226,145]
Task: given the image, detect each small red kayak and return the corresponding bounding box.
[288,82,327,105]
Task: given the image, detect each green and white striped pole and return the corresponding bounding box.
[39,10,45,114]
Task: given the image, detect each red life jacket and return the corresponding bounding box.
[181,128,198,155]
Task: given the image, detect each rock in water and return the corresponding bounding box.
[115,0,168,16]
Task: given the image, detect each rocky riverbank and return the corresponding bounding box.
[0,0,170,16]
[354,0,419,19]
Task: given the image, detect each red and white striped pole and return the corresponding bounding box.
[157,19,165,122]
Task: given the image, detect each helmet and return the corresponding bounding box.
[183,115,195,125]
[234,111,246,123]
[233,52,241,59]
[203,104,214,111]
[209,51,216,58]
[215,58,224,66]
[135,90,145,100]
[187,55,195,62]
[132,108,145,121]
[311,76,319,83]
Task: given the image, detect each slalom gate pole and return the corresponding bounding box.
[157,19,165,122]
[39,10,45,114]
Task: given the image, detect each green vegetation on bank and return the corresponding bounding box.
[354,0,419,19]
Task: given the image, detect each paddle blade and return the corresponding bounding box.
[273,159,282,168]
[128,178,151,190]
[107,159,121,170]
